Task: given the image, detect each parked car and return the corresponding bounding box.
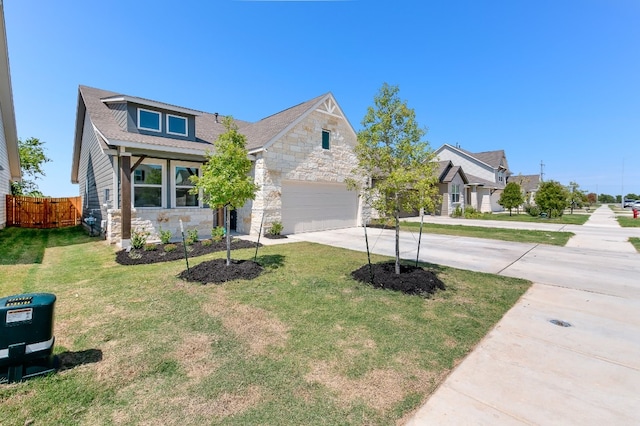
[633,201,640,210]
[624,199,637,208]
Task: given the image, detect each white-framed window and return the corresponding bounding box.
[166,114,188,136]
[171,161,201,208]
[132,159,165,208]
[137,108,161,132]
[451,183,460,203]
[498,170,505,182]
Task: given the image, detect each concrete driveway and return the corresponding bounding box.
[287,205,640,425]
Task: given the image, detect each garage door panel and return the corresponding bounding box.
[281,181,358,234]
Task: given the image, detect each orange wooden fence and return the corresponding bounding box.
[6,195,81,228]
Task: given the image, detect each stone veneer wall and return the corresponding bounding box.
[106,208,214,245]
[246,109,362,235]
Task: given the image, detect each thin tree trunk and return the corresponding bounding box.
[225,205,231,266]
[416,210,424,267]
[363,220,374,283]
[395,209,400,275]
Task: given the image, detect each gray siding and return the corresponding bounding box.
[125,103,196,142]
[108,102,128,129]
[78,110,114,225]
[0,108,8,228]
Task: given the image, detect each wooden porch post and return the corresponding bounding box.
[120,153,132,243]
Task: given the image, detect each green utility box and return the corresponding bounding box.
[0,293,57,383]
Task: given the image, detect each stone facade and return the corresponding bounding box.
[106,207,214,245]
[244,109,360,235]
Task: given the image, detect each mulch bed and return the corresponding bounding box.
[263,234,288,239]
[178,259,264,284]
[351,262,445,296]
[115,239,258,265]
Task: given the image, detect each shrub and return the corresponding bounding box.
[211,226,225,242]
[159,229,172,244]
[268,221,284,236]
[186,228,199,245]
[525,204,541,217]
[201,239,213,247]
[128,250,142,260]
[131,228,150,249]
[144,243,157,251]
[463,206,482,219]
[164,244,177,253]
[452,205,463,218]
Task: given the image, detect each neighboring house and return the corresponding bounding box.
[0,3,21,229]
[434,144,511,213]
[435,160,468,216]
[509,174,540,206]
[71,85,361,247]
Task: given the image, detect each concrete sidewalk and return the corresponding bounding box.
[286,205,640,425]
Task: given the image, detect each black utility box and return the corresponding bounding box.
[0,293,57,383]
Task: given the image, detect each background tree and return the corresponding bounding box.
[11,137,51,196]
[616,195,622,203]
[598,194,615,203]
[535,180,569,218]
[567,181,585,214]
[586,192,597,206]
[190,117,258,265]
[625,193,639,200]
[348,83,439,274]
[498,181,524,216]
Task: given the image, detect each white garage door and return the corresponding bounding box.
[281,181,358,234]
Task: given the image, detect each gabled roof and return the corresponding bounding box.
[510,174,540,192]
[437,160,468,184]
[72,86,354,182]
[436,143,509,172]
[0,3,20,181]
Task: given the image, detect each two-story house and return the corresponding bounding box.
[71,85,362,247]
[434,143,511,214]
[0,4,21,229]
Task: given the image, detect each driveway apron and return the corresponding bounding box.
[289,205,640,425]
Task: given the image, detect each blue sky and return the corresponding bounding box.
[4,0,639,197]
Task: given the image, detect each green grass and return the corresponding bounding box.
[0,227,530,425]
[473,212,590,225]
[618,216,640,227]
[630,237,640,252]
[398,222,574,246]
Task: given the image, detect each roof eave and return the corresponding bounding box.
[0,5,20,181]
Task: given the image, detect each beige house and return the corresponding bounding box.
[435,144,511,213]
[71,86,361,246]
[509,174,541,206]
[0,3,21,229]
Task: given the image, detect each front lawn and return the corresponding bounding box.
[630,237,640,252]
[618,217,640,227]
[475,213,590,225]
[398,221,574,246]
[0,227,530,425]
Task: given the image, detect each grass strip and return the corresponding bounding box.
[398,221,573,246]
[630,237,640,252]
[617,217,640,227]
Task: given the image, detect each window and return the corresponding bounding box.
[172,163,200,207]
[133,161,164,207]
[322,130,330,150]
[138,108,161,132]
[167,114,188,136]
[451,184,460,203]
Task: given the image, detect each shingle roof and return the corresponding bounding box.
[456,146,508,170]
[436,160,468,184]
[466,173,504,188]
[77,85,330,154]
[510,174,540,192]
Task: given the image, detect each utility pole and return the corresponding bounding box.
[540,160,545,182]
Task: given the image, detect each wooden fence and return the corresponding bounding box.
[6,195,82,229]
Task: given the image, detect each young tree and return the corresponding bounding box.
[498,181,524,216]
[567,181,585,214]
[11,137,51,196]
[190,117,259,265]
[535,180,569,218]
[348,83,439,274]
[586,192,597,206]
